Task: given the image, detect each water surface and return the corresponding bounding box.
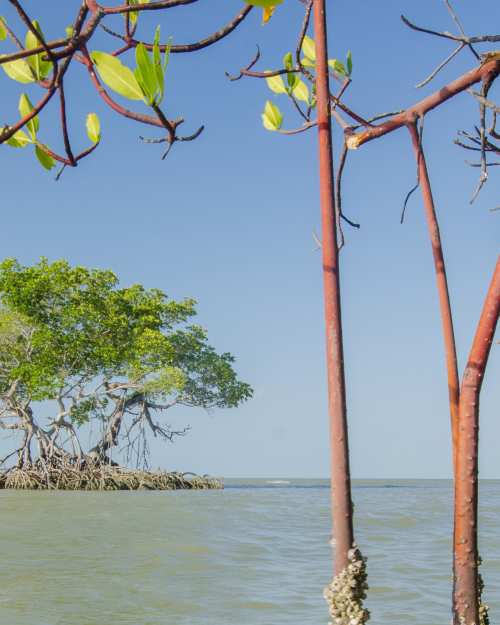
[0,479,499,624]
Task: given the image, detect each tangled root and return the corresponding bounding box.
[0,465,222,491]
[323,544,370,625]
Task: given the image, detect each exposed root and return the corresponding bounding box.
[0,464,222,491]
[323,545,370,625]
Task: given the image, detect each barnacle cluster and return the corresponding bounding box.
[323,544,370,625]
[477,556,489,625]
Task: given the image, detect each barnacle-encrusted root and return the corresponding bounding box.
[323,544,370,625]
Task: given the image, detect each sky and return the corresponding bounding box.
[0,0,498,478]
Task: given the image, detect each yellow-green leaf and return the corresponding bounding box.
[261,100,283,131]
[6,129,31,148]
[292,79,309,104]
[25,20,51,80]
[35,144,55,170]
[90,51,143,101]
[18,93,39,140]
[328,58,346,76]
[86,113,101,143]
[1,56,36,83]
[135,42,157,104]
[301,35,316,62]
[0,16,7,41]
[129,0,150,26]
[244,0,283,6]
[265,73,286,95]
[300,56,315,68]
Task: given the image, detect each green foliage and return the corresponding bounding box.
[301,35,316,64]
[90,51,144,101]
[128,0,151,26]
[1,56,35,83]
[244,0,283,6]
[86,113,101,144]
[91,29,170,106]
[261,100,283,131]
[261,36,352,131]
[19,93,38,140]
[0,16,7,41]
[34,144,55,170]
[25,20,51,81]
[0,258,252,416]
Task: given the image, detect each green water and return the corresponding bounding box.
[0,479,499,624]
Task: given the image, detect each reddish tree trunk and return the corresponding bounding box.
[453,256,500,625]
[313,0,354,574]
[407,123,460,474]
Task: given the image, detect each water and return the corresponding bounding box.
[0,479,499,625]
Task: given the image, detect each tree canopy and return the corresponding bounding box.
[0,258,252,469]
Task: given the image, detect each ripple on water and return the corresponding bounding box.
[0,480,499,625]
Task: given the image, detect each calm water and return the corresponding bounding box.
[0,479,499,625]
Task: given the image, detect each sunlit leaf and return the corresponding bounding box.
[301,35,316,62]
[287,72,298,90]
[18,93,39,140]
[328,58,346,76]
[0,16,7,41]
[6,129,31,148]
[262,6,276,24]
[129,0,150,26]
[1,56,35,83]
[244,0,283,6]
[300,56,315,68]
[283,52,293,71]
[346,50,352,76]
[265,73,286,95]
[35,144,55,170]
[91,51,143,100]
[135,42,157,104]
[292,79,309,104]
[25,20,51,80]
[261,100,283,131]
[65,25,74,38]
[86,112,101,143]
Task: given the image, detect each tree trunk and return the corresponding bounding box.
[453,255,500,625]
[407,122,460,474]
[313,0,353,575]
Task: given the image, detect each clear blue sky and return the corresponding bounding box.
[0,1,498,478]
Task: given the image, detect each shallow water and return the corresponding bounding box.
[0,479,498,625]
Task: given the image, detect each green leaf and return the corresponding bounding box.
[86,113,101,143]
[301,35,316,62]
[244,0,283,6]
[283,51,293,71]
[292,79,309,104]
[25,20,51,81]
[65,25,74,38]
[346,50,352,76]
[1,56,36,83]
[135,42,157,104]
[6,129,31,148]
[265,73,286,95]
[18,93,39,140]
[261,100,283,131]
[152,26,169,104]
[129,0,150,26]
[90,51,143,101]
[0,16,7,41]
[300,56,315,68]
[35,145,55,170]
[286,72,298,90]
[328,58,346,76]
